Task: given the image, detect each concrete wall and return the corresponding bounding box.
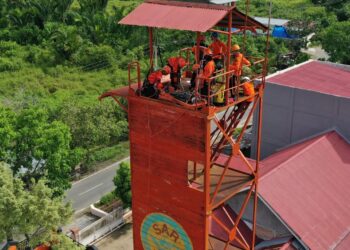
[251,82,350,159]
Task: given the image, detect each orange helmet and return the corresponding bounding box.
[162,65,171,75]
[232,44,240,51]
[178,57,187,68]
[203,48,213,56]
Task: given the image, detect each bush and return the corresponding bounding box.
[9,25,43,45]
[0,57,22,72]
[98,191,118,206]
[71,44,117,69]
[114,162,131,208]
[87,143,130,166]
[26,46,57,67]
[0,41,20,54]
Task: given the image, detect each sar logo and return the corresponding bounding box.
[141,213,193,250]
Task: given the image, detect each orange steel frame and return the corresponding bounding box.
[105,1,271,249]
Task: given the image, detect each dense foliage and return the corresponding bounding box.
[238,0,350,64]
[0,163,73,246]
[114,161,131,208]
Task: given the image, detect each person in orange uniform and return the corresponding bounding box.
[229,44,251,96]
[236,76,255,111]
[209,32,227,68]
[141,66,171,98]
[192,34,207,61]
[241,77,255,103]
[199,48,216,97]
[167,56,187,90]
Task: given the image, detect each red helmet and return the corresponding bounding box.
[162,65,171,75]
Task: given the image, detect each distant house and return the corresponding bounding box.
[251,60,350,159]
[254,17,293,39]
[227,131,350,249]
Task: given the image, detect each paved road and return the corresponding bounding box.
[65,157,130,211]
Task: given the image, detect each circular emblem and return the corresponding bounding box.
[141,213,193,250]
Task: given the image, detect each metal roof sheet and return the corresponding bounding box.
[267,60,350,99]
[335,234,350,250]
[259,131,350,249]
[119,0,268,32]
[119,1,229,32]
[254,16,289,27]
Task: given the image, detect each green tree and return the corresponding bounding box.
[312,0,349,21]
[0,107,15,162]
[78,0,109,14]
[49,25,83,60]
[13,108,78,196]
[320,21,350,64]
[49,234,83,250]
[114,161,131,208]
[0,163,72,246]
[58,101,128,164]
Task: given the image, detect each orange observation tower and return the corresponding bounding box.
[100,0,271,249]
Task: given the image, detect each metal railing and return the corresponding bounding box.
[195,57,266,107]
[128,61,141,91]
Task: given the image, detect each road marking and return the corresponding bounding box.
[78,183,104,196]
[72,156,130,186]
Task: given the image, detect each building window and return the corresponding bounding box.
[187,161,204,192]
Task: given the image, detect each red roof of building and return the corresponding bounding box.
[259,131,350,249]
[210,204,261,248]
[267,60,350,98]
[335,234,350,250]
[119,0,267,32]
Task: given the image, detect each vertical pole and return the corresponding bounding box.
[252,91,263,249]
[204,117,211,250]
[149,27,154,70]
[225,10,232,105]
[252,181,258,249]
[253,3,272,248]
[193,162,197,180]
[196,32,201,63]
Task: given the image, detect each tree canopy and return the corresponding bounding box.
[114,161,131,208]
[0,163,72,246]
[319,21,350,64]
[0,107,79,196]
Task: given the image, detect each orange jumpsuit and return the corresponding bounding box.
[230,53,251,76]
[199,60,216,97]
[209,40,227,59]
[202,60,216,80]
[242,81,255,102]
[167,57,186,89]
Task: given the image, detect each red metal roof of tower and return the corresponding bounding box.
[267,60,350,99]
[259,131,350,249]
[119,0,268,32]
[119,1,229,32]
